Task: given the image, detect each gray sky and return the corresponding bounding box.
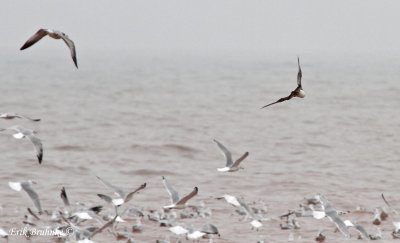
[2,1,400,55]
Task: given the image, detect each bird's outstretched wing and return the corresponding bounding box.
[20,29,49,50]
[261,91,296,108]
[21,182,42,213]
[162,176,180,204]
[213,139,233,167]
[60,187,70,207]
[97,194,113,204]
[17,114,41,122]
[297,57,302,87]
[124,183,146,204]
[59,33,78,68]
[176,187,198,205]
[26,134,43,164]
[96,176,125,199]
[232,152,249,168]
[237,197,259,220]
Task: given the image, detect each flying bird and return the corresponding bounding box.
[162,176,198,209]
[20,29,78,68]
[315,194,350,238]
[9,181,42,213]
[343,220,369,240]
[0,113,40,122]
[214,139,249,172]
[0,126,43,164]
[96,176,146,206]
[236,197,263,229]
[261,57,305,108]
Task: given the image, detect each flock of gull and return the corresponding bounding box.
[0,28,398,243]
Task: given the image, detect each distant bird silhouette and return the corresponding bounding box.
[261,57,305,108]
[20,29,78,68]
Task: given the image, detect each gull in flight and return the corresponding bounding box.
[213,139,249,172]
[0,126,43,164]
[236,197,263,229]
[9,181,42,213]
[343,220,369,240]
[20,29,78,68]
[261,57,305,108]
[96,176,146,206]
[0,113,40,122]
[162,176,198,209]
[314,194,350,238]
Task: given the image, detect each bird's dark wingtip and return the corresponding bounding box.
[72,58,78,69]
[89,205,103,214]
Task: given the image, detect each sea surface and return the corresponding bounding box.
[0,48,399,242]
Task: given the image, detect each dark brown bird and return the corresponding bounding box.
[261,57,305,108]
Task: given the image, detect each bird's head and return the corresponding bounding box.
[298,89,306,98]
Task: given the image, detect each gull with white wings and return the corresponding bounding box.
[343,220,369,240]
[20,29,78,68]
[236,197,263,229]
[9,181,42,213]
[96,176,146,206]
[213,139,249,172]
[162,176,198,209]
[0,126,43,164]
[314,194,350,238]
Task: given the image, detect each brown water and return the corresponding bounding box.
[0,49,400,242]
